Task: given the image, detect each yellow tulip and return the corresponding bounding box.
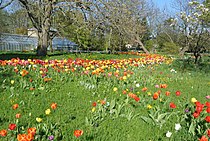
[92,107,96,112]
[191,97,197,103]
[147,104,152,109]
[45,109,51,115]
[11,80,15,84]
[123,76,127,80]
[113,87,118,92]
[36,117,42,123]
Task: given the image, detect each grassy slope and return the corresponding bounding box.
[0,53,209,141]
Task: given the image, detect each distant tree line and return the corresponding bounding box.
[0,0,209,62]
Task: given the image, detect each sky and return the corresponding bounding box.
[152,0,174,10]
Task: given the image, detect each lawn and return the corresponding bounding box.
[0,52,210,141]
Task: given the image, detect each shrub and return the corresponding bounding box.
[162,42,180,55]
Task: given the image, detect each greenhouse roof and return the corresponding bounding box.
[0,33,78,48]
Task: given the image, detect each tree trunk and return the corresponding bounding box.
[36,1,53,56]
[37,30,48,56]
[179,46,189,58]
[194,51,201,64]
[135,36,149,54]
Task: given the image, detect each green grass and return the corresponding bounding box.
[0,53,210,141]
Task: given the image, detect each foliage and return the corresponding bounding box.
[171,55,210,73]
[0,10,11,33]
[162,42,180,55]
[15,27,28,35]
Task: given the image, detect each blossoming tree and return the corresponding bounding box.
[171,1,210,63]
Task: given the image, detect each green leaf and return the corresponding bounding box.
[157,112,169,121]
[110,99,116,109]
[188,122,195,136]
[140,116,153,125]
[85,117,90,125]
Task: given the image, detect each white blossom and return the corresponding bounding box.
[170,69,177,73]
[166,131,172,138]
[136,83,140,88]
[175,123,181,131]
[189,2,193,5]
[125,44,132,49]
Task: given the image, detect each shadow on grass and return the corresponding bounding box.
[171,57,210,73]
[0,51,70,60]
[0,51,137,61]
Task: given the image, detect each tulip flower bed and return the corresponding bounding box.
[0,52,209,141]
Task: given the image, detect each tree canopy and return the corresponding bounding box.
[0,0,209,60]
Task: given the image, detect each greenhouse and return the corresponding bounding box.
[0,33,78,52]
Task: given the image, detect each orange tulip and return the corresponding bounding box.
[27,127,36,136]
[165,91,170,96]
[153,92,159,100]
[13,104,19,110]
[16,113,21,119]
[160,84,167,88]
[51,103,57,110]
[17,134,27,141]
[100,100,106,105]
[142,87,148,92]
[199,136,208,141]
[0,129,7,137]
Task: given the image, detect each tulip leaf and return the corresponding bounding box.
[188,122,195,136]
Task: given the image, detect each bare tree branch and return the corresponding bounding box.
[0,0,14,9]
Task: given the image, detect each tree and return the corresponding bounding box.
[0,10,11,33]
[54,8,94,51]
[17,0,93,56]
[155,17,181,54]
[0,0,14,9]
[170,0,210,63]
[12,9,28,34]
[17,0,57,56]
[92,0,151,53]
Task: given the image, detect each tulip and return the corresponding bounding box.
[74,130,83,138]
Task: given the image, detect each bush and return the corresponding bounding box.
[162,42,180,55]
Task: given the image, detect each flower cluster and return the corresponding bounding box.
[17,127,36,141]
[193,101,210,122]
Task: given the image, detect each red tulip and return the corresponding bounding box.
[206,102,210,107]
[74,130,83,138]
[207,129,210,137]
[206,107,210,113]
[169,102,176,109]
[92,102,97,107]
[9,124,16,130]
[195,101,204,113]
[205,116,210,123]
[175,91,181,96]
